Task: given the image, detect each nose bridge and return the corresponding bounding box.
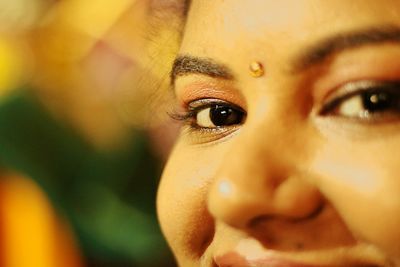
[207,120,322,229]
[222,123,290,195]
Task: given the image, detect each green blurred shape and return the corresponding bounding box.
[0,88,174,267]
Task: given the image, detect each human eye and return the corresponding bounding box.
[192,99,246,129]
[172,99,246,129]
[319,80,400,122]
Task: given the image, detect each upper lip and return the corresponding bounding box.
[214,252,320,267]
[213,245,387,267]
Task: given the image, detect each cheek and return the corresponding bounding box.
[157,144,218,262]
[311,137,400,257]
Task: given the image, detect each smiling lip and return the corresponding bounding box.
[214,252,319,267]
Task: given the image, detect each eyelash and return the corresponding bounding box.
[169,99,246,136]
[319,80,400,121]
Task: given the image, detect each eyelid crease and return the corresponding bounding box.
[175,80,246,109]
[187,98,243,109]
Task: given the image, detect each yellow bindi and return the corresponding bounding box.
[249,61,264,78]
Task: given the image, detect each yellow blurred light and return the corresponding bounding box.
[55,0,135,38]
[0,173,83,267]
[0,39,21,96]
[0,0,49,31]
[34,0,137,67]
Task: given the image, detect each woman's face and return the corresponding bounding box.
[158,0,400,266]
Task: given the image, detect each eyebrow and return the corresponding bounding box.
[170,55,234,85]
[293,25,400,72]
[170,25,400,85]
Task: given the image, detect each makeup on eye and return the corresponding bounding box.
[172,78,400,135]
[318,80,400,122]
[168,99,246,145]
[173,72,245,108]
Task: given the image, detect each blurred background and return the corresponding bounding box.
[0,0,184,266]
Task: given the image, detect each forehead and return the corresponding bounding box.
[181,0,400,56]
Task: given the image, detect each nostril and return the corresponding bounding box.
[248,214,276,229]
[290,202,325,223]
[248,202,325,228]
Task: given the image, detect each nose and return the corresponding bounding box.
[207,124,323,229]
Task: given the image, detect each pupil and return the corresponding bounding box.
[210,105,241,126]
[362,91,393,112]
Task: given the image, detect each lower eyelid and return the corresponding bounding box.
[181,124,240,145]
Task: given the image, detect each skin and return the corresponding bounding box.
[158,0,400,266]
